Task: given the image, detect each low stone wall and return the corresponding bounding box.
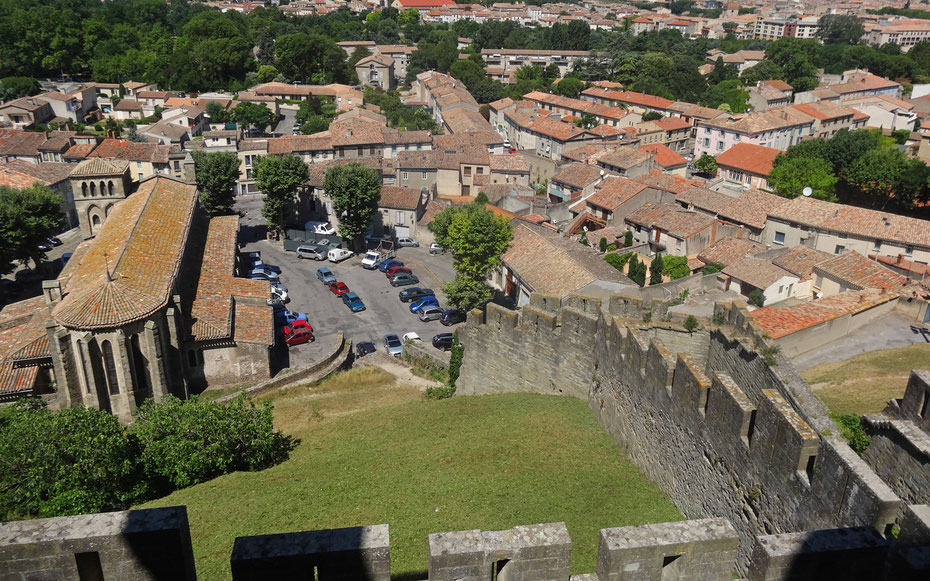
[215,332,350,403]
[403,339,451,369]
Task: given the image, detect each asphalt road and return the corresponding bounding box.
[239,233,460,364]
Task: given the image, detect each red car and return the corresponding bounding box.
[283,320,314,346]
[328,281,350,296]
[384,266,411,277]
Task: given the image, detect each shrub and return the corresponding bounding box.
[0,400,146,519]
[130,395,296,491]
[606,243,617,252]
[712,310,726,325]
[627,255,646,287]
[662,255,691,280]
[702,261,724,274]
[684,315,699,334]
[604,252,632,271]
[425,385,456,399]
[623,231,633,247]
[599,236,607,252]
[831,413,870,455]
[448,330,464,389]
[747,289,765,308]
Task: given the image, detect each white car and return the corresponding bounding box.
[304,221,336,235]
[327,248,352,263]
[428,243,445,255]
[267,286,288,305]
[402,332,422,343]
[361,251,381,269]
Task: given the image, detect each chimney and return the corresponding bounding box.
[898,254,904,264]
[42,280,62,306]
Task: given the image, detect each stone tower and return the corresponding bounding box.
[69,158,132,239]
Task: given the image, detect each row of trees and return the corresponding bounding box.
[0,396,295,519]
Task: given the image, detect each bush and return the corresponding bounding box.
[604,252,632,272]
[831,413,870,455]
[662,255,691,280]
[702,261,724,274]
[131,395,296,490]
[623,231,633,247]
[684,315,698,334]
[747,289,765,308]
[606,243,617,252]
[0,400,146,519]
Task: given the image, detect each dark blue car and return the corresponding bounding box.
[342,292,366,312]
[274,309,310,327]
[378,259,403,273]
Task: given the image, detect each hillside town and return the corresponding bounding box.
[1,0,930,579]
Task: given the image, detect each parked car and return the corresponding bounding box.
[397,237,419,248]
[316,267,336,284]
[356,341,376,358]
[418,306,443,322]
[37,241,51,251]
[409,296,440,313]
[390,273,419,287]
[296,245,326,260]
[361,251,382,270]
[402,332,422,342]
[267,286,289,305]
[61,252,73,265]
[45,236,62,247]
[432,333,454,350]
[270,280,288,294]
[398,287,434,303]
[284,320,314,346]
[440,309,467,326]
[304,221,336,235]
[274,309,310,327]
[249,266,280,280]
[249,272,277,282]
[383,334,403,357]
[328,248,352,263]
[428,243,445,254]
[328,281,350,296]
[342,292,366,312]
[247,251,262,262]
[251,260,281,274]
[378,259,403,273]
[384,265,411,278]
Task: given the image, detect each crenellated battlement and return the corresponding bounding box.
[457,292,925,575]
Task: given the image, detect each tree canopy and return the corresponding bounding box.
[192,151,241,216]
[0,184,64,273]
[322,163,382,248]
[254,154,310,236]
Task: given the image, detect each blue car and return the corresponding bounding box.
[274,309,310,327]
[342,291,366,312]
[378,259,403,273]
[251,260,281,274]
[409,296,440,313]
[316,267,336,284]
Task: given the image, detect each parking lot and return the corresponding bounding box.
[240,235,461,363]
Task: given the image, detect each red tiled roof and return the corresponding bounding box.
[869,253,930,278]
[715,142,780,176]
[581,87,674,110]
[552,163,603,189]
[813,251,907,291]
[625,202,717,239]
[640,144,687,169]
[585,177,647,211]
[723,257,795,290]
[752,289,896,339]
[380,186,421,211]
[52,177,199,329]
[697,237,768,266]
[88,138,170,163]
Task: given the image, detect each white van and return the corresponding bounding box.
[304,221,336,235]
[296,245,326,260]
[327,248,352,263]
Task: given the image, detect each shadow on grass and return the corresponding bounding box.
[393,571,428,581]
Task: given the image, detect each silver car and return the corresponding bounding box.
[418,306,443,322]
[383,334,403,357]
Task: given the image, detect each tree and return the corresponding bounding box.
[300,115,330,135]
[845,147,909,209]
[624,230,633,247]
[348,46,372,71]
[254,154,309,236]
[0,400,144,519]
[323,163,382,249]
[443,275,493,311]
[693,154,718,176]
[555,76,584,99]
[0,184,64,272]
[0,76,39,101]
[700,79,748,113]
[205,101,229,124]
[256,64,280,84]
[599,236,608,253]
[192,151,241,216]
[767,156,838,201]
[747,289,765,308]
[649,254,664,285]
[642,111,664,122]
[627,255,646,287]
[474,191,490,206]
[817,15,865,45]
[684,315,699,334]
[231,101,277,136]
[824,128,882,175]
[450,58,486,91]
[739,59,786,86]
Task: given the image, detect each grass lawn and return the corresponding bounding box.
[140,367,681,580]
[802,343,930,415]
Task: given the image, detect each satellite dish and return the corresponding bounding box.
[802,187,813,197]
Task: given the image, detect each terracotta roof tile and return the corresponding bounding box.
[814,251,907,291]
[625,202,717,239]
[585,177,647,211]
[552,163,603,189]
[752,289,896,339]
[597,146,652,170]
[770,245,833,277]
[52,177,199,329]
[698,237,768,266]
[723,257,795,289]
[88,138,170,163]
[715,142,780,176]
[640,144,686,169]
[380,186,421,210]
